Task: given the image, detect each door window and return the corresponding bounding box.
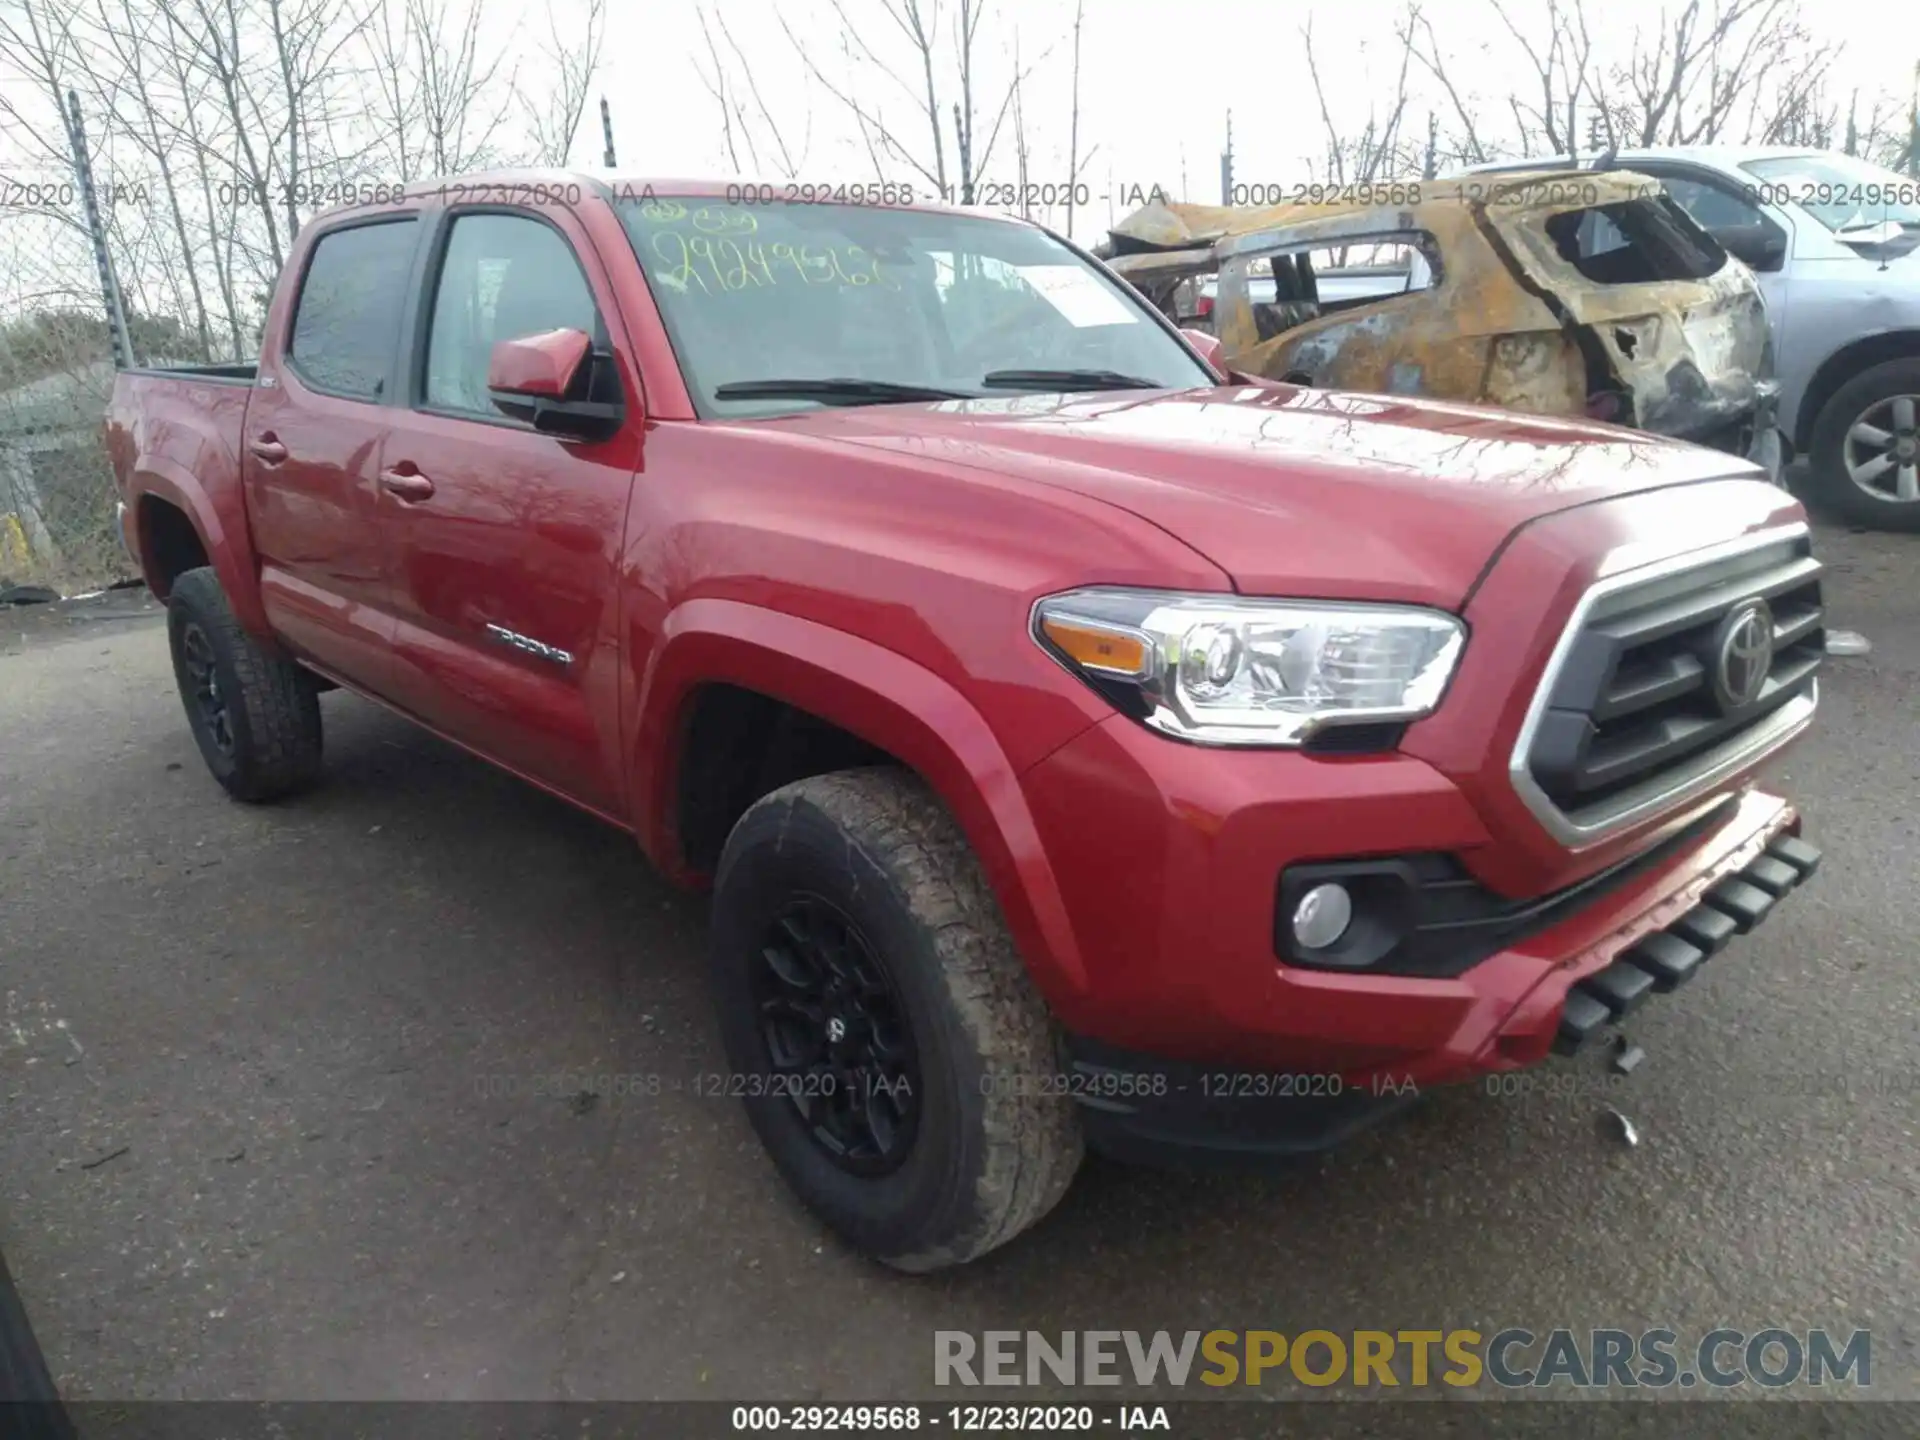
[1542,200,1724,283]
[287,219,419,399]
[1228,234,1436,341]
[424,213,602,415]
[1659,174,1767,231]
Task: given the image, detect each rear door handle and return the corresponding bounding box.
[248,437,288,464]
[379,467,435,502]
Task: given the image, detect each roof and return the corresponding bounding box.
[1447,145,1831,179]
[305,166,1014,225]
[1103,246,1215,280]
[1105,171,1668,254]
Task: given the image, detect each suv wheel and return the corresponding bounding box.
[710,768,1083,1271]
[166,566,324,801]
[1807,358,1920,531]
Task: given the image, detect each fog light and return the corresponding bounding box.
[1292,883,1353,950]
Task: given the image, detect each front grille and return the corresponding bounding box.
[1520,528,1823,836]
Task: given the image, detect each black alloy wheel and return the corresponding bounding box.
[178,619,235,757]
[749,895,921,1175]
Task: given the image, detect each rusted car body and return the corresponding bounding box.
[1103,171,1784,478]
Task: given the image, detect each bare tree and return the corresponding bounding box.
[1405,5,1490,166]
[83,0,212,355]
[0,0,118,268]
[174,0,370,271]
[1590,0,1822,149]
[153,0,248,353]
[692,2,806,177]
[1009,31,1029,218]
[1303,9,1419,184]
[1063,0,1090,236]
[776,0,1051,205]
[1397,0,1865,173]
[1488,0,1593,157]
[364,0,517,181]
[0,0,82,182]
[521,0,606,167]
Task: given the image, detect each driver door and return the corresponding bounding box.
[378,205,643,817]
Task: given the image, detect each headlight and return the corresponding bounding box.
[1032,588,1465,747]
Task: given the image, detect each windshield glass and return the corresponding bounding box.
[1740,154,1920,232]
[615,197,1213,416]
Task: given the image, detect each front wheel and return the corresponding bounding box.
[709,768,1083,1271]
[1806,358,1920,531]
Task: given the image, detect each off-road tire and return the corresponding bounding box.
[166,566,323,802]
[1806,357,1920,531]
[710,767,1084,1271]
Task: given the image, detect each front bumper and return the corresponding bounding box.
[1747,423,1787,487]
[1685,383,1788,486]
[1551,832,1819,1054]
[1059,817,1817,1167]
[1020,707,1812,1162]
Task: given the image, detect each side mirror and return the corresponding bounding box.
[1181,327,1226,371]
[1710,223,1788,273]
[488,328,623,441]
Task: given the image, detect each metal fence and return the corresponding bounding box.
[0,94,136,596]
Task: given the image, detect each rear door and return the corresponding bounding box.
[245,214,420,691]
[377,203,642,816]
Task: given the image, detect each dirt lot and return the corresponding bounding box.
[0,520,1915,1410]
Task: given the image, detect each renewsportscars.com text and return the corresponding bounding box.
[934,1328,1870,1391]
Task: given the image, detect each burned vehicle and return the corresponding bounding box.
[1103,171,1785,481]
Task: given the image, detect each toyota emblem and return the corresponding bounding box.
[1711,599,1774,713]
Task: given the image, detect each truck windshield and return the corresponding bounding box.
[615,197,1213,416]
[1740,154,1920,232]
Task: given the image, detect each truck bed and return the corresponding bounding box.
[106,366,259,607]
[120,362,257,385]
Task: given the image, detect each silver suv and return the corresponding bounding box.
[1459,147,1920,530]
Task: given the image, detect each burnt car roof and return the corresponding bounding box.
[1104,170,1675,255]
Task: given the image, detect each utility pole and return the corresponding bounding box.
[1908,63,1920,178]
[600,97,617,167]
[1219,110,1234,205]
[65,90,133,369]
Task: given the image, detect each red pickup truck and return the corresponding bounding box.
[108,172,1824,1271]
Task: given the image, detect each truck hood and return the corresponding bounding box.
[756,385,1767,608]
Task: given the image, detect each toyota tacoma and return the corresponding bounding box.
[107,174,1824,1271]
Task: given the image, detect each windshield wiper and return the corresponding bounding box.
[979,368,1165,392]
[711,377,974,406]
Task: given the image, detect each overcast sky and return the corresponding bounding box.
[599,0,1917,242]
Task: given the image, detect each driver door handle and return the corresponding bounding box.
[248,437,288,464]
[379,467,435,502]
